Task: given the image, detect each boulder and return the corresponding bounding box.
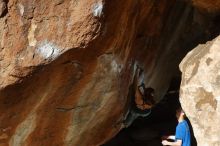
[180,35,220,146]
[0,0,219,145]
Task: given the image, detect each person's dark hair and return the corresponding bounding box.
[145,87,154,95]
[176,107,186,118]
[143,87,155,105]
[176,107,184,112]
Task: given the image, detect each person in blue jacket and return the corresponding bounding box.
[162,107,191,146]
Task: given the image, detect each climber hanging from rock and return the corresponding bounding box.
[122,65,156,128]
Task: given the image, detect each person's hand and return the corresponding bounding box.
[135,65,143,77]
[162,140,169,145]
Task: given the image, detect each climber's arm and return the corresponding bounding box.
[133,67,140,90]
[162,135,175,140]
[133,67,144,107]
[135,86,144,106]
[162,139,182,146]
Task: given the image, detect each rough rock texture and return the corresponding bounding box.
[0,0,220,146]
[191,0,220,13]
[180,36,220,146]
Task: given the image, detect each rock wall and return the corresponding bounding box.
[191,0,220,13]
[180,36,220,146]
[0,0,220,145]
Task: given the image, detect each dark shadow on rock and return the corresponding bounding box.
[0,0,8,18]
[103,76,197,146]
[186,118,197,146]
[103,84,179,146]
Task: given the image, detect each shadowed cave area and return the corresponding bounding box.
[102,2,220,145]
[103,76,197,146]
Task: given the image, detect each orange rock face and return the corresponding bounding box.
[0,0,219,146]
[192,0,220,13]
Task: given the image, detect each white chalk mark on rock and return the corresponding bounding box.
[28,22,37,47]
[37,41,61,60]
[92,2,103,17]
[111,60,118,73]
[17,3,24,16]
[111,60,123,73]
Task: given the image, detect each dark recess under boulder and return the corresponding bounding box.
[103,76,197,146]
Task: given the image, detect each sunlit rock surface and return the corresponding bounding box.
[180,36,220,146]
[0,0,220,145]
